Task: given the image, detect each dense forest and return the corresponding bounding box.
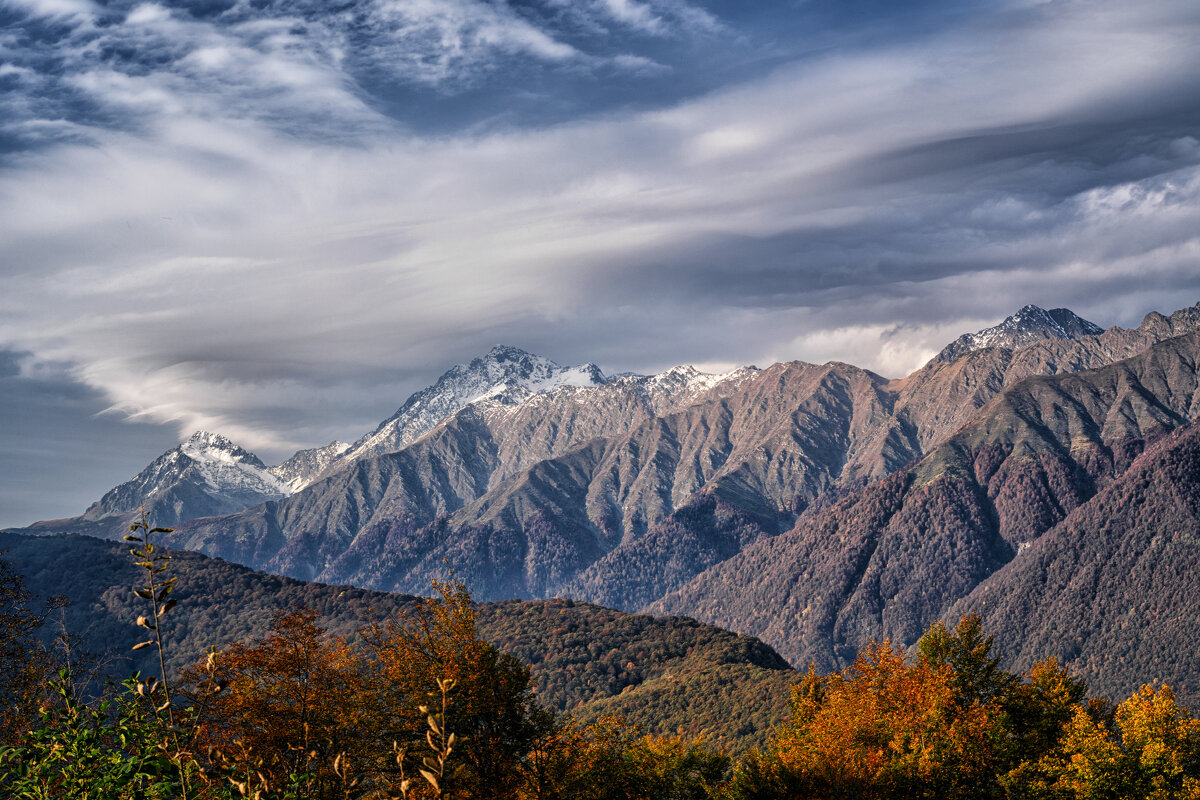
[2,528,1200,798]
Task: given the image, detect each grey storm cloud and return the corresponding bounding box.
[3,0,1200,524]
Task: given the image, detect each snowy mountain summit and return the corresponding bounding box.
[324,345,609,476]
[81,430,290,528]
[268,441,351,492]
[932,305,1104,364]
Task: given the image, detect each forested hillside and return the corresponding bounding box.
[4,544,1199,799]
[950,420,1200,704]
[0,531,793,753]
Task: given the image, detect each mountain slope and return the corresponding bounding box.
[652,332,1200,679]
[882,301,1200,457]
[17,302,1200,616]
[946,420,1200,706]
[166,360,902,601]
[135,303,1200,607]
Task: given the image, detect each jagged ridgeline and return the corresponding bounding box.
[0,531,792,754]
[10,300,1200,713]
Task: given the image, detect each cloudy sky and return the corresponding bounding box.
[3,0,1200,526]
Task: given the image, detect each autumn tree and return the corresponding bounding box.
[184,607,367,797]
[750,640,1001,799]
[186,582,550,798]
[364,580,545,798]
[1017,683,1200,800]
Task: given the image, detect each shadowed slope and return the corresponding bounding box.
[948,420,1200,707]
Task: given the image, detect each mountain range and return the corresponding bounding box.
[10,300,1200,705]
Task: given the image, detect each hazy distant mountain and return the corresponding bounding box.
[18,431,290,539]
[161,359,771,592]
[931,304,1104,364]
[10,348,759,541]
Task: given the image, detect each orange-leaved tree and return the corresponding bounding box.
[764,640,1000,799]
[184,581,551,799]
[363,580,544,798]
[183,607,366,798]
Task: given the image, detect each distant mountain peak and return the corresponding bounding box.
[73,431,288,530]
[932,304,1103,364]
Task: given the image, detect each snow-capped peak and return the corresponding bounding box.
[324,346,610,474]
[932,304,1103,365]
[172,431,289,495]
[80,431,291,528]
[180,430,254,463]
[635,364,758,408]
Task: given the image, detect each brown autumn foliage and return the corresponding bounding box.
[182,581,542,798]
[179,581,731,799]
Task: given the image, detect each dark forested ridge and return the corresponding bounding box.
[0,531,793,753]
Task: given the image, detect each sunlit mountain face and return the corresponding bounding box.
[4,0,1200,526]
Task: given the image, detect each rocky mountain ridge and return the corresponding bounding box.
[14,302,1200,618]
[268,440,351,492]
[141,303,1200,610]
[316,345,610,486]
